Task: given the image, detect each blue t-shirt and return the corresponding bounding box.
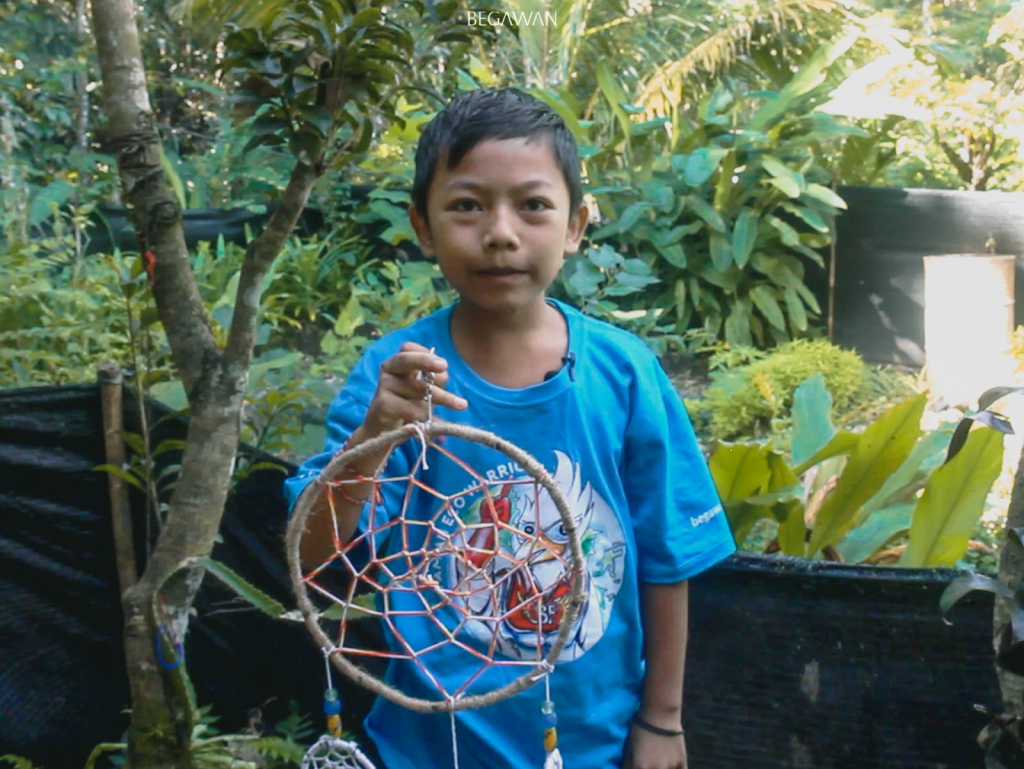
[285,298,735,769]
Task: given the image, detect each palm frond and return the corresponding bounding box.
[169,0,288,38]
[639,0,861,113]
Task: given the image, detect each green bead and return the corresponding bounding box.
[540,699,555,715]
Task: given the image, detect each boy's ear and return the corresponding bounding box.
[563,202,589,255]
[409,204,435,257]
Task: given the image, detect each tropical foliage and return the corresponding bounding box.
[710,375,1011,567]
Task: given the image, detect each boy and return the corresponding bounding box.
[285,88,736,769]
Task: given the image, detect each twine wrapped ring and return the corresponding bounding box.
[286,419,586,713]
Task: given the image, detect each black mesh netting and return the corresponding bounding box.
[0,383,1004,768]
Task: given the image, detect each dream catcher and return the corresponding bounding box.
[286,391,586,769]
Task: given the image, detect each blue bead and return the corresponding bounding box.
[543,711,557,727]
[323,699,342,716]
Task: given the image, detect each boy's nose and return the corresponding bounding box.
[483,207,519,250]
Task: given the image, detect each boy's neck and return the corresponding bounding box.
[449,298,568,388]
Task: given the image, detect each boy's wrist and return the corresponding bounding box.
[636,702,683,730]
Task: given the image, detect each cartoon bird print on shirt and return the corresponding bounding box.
[451,451,625,662]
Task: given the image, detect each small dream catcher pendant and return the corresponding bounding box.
[287,413,585,769]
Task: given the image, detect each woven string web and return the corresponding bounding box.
[288,421,585,712]
[300,736,376,769]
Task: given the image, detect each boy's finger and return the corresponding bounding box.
[399,340,431,354]
[381,351,447,377]
[430,386,468,411]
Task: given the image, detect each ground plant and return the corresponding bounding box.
[689,338,872,443]
[711,374,1011,567]
[581,41,857,349]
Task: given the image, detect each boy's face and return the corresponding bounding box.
[410,137,587,318]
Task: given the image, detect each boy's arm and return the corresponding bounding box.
[294,341,468,570]
[298,422,396,570]
[625,580,689,769]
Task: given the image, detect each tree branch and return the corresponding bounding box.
[223,161,318,378]
[90,0,217,393]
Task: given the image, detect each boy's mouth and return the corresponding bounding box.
[477,267,527,275]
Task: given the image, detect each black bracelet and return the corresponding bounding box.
[632,714,684,737]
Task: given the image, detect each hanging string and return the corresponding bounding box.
[323,648,342,738]
[446,695,461,769]
[411,422,431,471]
[541,672,562,769]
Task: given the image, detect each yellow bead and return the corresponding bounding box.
[327,713,342,737]
[544,726,558,753]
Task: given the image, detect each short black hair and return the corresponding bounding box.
[412,88,582,220]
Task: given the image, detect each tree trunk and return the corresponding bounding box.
[88,1,319,766]
[995,442,1024,720]
[74,0,90,153]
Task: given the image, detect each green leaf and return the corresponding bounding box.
[351,7,382,26]
[150,380,189,411]
[249,352,303,392]
[29,180,75,226]
[651,222,702,246]
[808,395,927,555]
[698,266,740,291]
[767,215,800,246]
[940,573,1013,619]
[158,145,187,210]
[791,373,834,468]
[93,464,146,492]
[782,203,829,233]
[836,502,914,563]
[749,285,786,330]
[724,303,753,347]
[731,210,758,268]
[710,233,732,271]
[767,176,801,198]
[784,287,808,330]
[614,271,659,289]
[862,430,952,516]
[289,131,322,165]
[300,106,333,138]
[900,427,1005,567]
[353,115,374,155]
[588,244,622,270]
[570,259,603,297]
[616,201,652,232]
[804,183,847,210]
[657,242,687,269]
[686,195,726,232]
[596,59,632,147]
[622,258,652,276]
[761,155,805,194]
[776,501,807,557]
[793,429,859,475]
[683,147,728,186]
[196,557,286,618]
[333,293,365,338]
[709,443,772,502]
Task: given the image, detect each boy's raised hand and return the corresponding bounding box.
[363,341,469,436]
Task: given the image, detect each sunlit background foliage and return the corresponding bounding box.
[2,0,1023,571]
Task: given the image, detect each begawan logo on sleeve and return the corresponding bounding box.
[691,503,724,527]
[437,451,626,662]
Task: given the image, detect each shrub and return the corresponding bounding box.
[696,339,871,441]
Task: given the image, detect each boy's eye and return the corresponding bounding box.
[450,199,481,212]
[523,198,551,212]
